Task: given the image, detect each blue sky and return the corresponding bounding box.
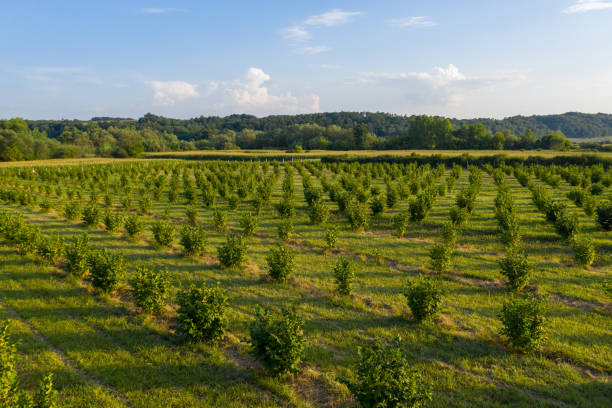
[1,0,612,119]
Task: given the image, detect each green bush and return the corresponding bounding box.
[151,220,175,248]
[386,184,398,208]
[589,183,604,196]
[176,284,229,342]
[276,196,295,219]
[441,222,457,246]
[266,244,295,283]
[324,227,338,250]
[500,220,522,248]
[308,200,330,225]
[88,249,126,293]
[351,339,431,408]
[104,192,113,207]
[129,266,170,315]
[429,243,453,273]
[103,210,123,233]
[138,195,152,214]
[595,201,612,231]
[63,201,81,221]
[333,256,355,296]
[64,233,91,277]
[346,202,369,231]
[239,212,258,236]
[213,208,228,231]
[370,194,385,216]
[570,235,595,267]
[38,198,52,213]
[15,224,41,255]
[554,212,579,239]
[393,212,409,238]
[499,295,547,352]
[124,214,144,238]
[404,275,443,322]
[82,203,101,227]
[583,195,596,216]
[37,233,64,266]
[499,250,533,291]
[228,194,239,210]
[217,233,248,268]
[0,324,58,408]
[249,308,305,377]
[179,224,207,256]
[185,206,198,225]
[120,195,133,210]
[408,195,429,222]
[545,201,567,223]
[277,219,294,242]
[449,206,468,226]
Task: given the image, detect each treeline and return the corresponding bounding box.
[1,111,605,161]
[0,118,191,161]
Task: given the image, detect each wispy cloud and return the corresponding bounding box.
[304,9,362,27]
[562,0,612,13]
[148,80,199,105]
[389,16,438,27]
[280,25,310,41]
[280,9,361,56]
[295,46,330,55]
[142,8,187,14]
[320,64,340,69]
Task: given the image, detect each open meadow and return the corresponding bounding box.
[0,153,610,407]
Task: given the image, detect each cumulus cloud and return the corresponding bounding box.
[149,80,199,105]
[224,67,320,114]
[144,68,320,115]
[356,64,521,106]
[389,16,438,27]
[304,9,362,26]
[562,0,612,13]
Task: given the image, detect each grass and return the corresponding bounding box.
[0,157,610,407]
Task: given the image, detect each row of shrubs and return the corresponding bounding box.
[515,167,597,267]
[427,166,482,274]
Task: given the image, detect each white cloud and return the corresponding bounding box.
[148,80,199,105]
[280,25,310,41]
[304,9,362,27]
[359,64,466,87]
[295,46,330,55]
[356,64,522,106]
[389,16,438,27]
[142,8,186,14]
[224,67,320,114]
[562,0,612,13]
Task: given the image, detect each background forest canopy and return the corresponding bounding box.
[1,111,611,161]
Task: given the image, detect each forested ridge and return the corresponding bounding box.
[0,112,610,161]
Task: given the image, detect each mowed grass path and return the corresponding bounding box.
[0,161,610,407]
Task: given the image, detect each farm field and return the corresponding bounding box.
[0,156,610,407]
[147,149,612,160]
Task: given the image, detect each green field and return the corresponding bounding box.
[0,155,610,407]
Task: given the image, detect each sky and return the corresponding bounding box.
[1,0,612,120]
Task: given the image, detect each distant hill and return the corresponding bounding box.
[452,112,612,139]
